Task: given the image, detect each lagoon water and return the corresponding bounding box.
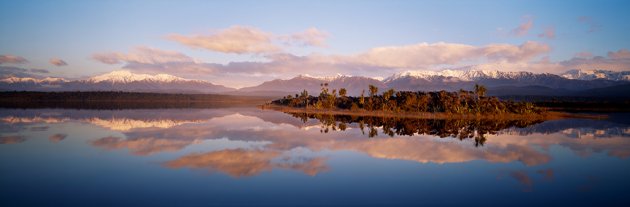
[1,107,629,206]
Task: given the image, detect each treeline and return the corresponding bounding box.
[272,84,544,115]
[0,91,272,109]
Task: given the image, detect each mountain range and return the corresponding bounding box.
[1,69,629,97]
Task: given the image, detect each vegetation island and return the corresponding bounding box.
[263,83,576,120]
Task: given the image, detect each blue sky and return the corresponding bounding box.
[1,0,629,88]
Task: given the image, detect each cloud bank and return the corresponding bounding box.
[168,26,328,55]
[0,55,28,65]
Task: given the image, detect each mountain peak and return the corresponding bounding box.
[560,69,630,81]
[384,69,538,82]
[87,70,189,83]
[0,76,67,84]
[295,73,350,81]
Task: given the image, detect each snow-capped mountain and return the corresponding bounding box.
[238,74,385,96]
[0,70,235,93]
[560,69,630,81]
[0,76,67,84]
[383,69,628,92]
[383,69,541,82]
[239,69,629,97]
[2,69,629,96]
[86,70,193,83]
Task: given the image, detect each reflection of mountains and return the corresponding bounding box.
[85,110,629,177]
[0,109,235,131]
[5,108,627,137]
[502,118,630,138]
[282,112,630,139]
[286,112,545,147]
[3,108,630,178]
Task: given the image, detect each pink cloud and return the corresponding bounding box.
[168,26,329,54]
[281,27,329,47]
[93,46,194,65]
[168,26,280,54]
[349,41,550,68]
[537,27,556,39]
[608,49,630,59]
[96,41,554,88]
[511,16,533,36]
[560,49,630,71]
[49,58,68,66]
[0,55,28,64]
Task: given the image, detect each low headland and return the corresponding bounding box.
[261,84,605,120]
[0,91,273,109]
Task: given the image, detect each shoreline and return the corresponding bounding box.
[260,104,607,120]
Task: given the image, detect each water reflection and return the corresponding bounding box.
[1,109,629,178]
[164,149,328,177]
[286,112,545,147]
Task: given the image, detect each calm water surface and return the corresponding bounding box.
[1,108,629,206]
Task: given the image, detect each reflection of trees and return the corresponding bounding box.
[288,113,544,147]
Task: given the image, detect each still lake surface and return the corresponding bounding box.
[1,107,629,206]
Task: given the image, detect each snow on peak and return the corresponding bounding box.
[87,70,190,83]
[0,76,67,84]
[560,69,630,81]
[296,73,351,81]
[384,69,536,82]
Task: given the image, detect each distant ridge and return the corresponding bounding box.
[1,69,629,97]
[0,70,235,94]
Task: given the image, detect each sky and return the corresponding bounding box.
[1,0,630,88]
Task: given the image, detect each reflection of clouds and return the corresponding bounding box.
[323,138,551,166]
[87,110,630,172]
[490,133,630,159]
[536,168,554,181]
[0,135,26,144]
[165,149,278,177]
[503,118,630,138]
[510,170,533,192]
[164,149,328,177]
[3,108,630,178]
[48,133,67,143]
[91,136,198,155]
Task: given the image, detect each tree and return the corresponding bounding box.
[359,90,365,106]
[368,85,378,97]
[474,84,487,98]
[382,89,395,111]
[339,88,347,97]
[367,85,379,111]
[300,89,309,108]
